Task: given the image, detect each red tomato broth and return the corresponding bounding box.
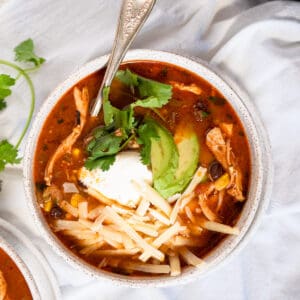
[0,248,32,300]
[34,61,251,276]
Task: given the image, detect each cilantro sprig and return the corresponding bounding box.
[0,74,15,111]
[0,38,45,172]
[85,70,172,171]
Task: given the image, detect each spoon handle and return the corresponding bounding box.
[90,0,156,116]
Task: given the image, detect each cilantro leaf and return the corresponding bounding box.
[102,86,135,135]
[102,87,119,126]
[0,74,15,111]
[116,69,138,86]
[0,140,21,171]
[132,96,166,109]
[0,99,6,111]
[113,108,135,136]
[116,69,172,108]
[85,155,116,171]
[137,121,159,165]
[14,38,45,67]
[90,134,123,158]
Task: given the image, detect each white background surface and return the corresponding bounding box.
[0,0,300,299]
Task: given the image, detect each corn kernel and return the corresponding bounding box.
[44,200,53,212]
[215,173,230,191]
[72,148,81,158]
[70,193,84,208]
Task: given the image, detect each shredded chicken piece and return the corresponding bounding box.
[0,270,7,300]
[206,127,244,201]
[206,127,228,169]
[43,185,63,202]
[227,166,245,201]
[44,87,89,185]
[169,81,202,95]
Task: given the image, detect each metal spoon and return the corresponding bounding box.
[90,0,156,117]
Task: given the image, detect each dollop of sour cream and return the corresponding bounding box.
[79,151,153,207]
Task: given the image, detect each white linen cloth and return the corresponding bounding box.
[0,0,300,299]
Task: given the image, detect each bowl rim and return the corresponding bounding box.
[0,217,61,299]
[23,49,273,287]
[0,232,39,299]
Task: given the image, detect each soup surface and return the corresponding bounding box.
[34,61,250,276]
[0,248,32,300]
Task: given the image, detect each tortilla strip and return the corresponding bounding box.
[103,207,164,261]
[169,254,181,276]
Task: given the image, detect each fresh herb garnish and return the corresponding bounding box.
[0,74,16,111]
[0,38,45,173]
[209,96,226,106]
[0,140,21,171]
[116,69,172,108]
[85,155,116,172]
[85,69,172,171]
[137,121,159,165]
[14,38,45,67]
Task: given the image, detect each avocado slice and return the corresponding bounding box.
[149,120,199,199]
[149,119,179,180]
[154,125,199,198]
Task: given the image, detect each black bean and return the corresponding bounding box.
[50,206,65,219]
[194,100,209,112]
[209,161,224,181]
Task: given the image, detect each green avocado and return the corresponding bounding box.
[150,121,199,199]
[149,119,178,180]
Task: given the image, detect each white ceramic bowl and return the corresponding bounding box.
[23,50,273,287]
[0,218,61,299]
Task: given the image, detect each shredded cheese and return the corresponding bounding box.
[132,181,172,216]
[103,206,164,261]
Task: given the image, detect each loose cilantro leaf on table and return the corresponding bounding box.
[0,74,15,111]
[0,140,21,171]
[14,38,45,67]
[0,38,45,174]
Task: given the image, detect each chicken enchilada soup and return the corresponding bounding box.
[0,248,32,300]
[34,61,250,276]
